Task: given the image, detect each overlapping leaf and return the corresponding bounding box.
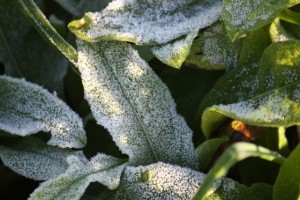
[0,76,86,148]
[0,138,84,181]
[0,0,68,95]
[76,40,196,167]
[201,40,300,138]
[100,162,272,200]
[29,153,127,200]
[222,0,300,41]
[68,0,222,45]
[186,22,240,70]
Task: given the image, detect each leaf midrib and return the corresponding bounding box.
[101,48,159,162]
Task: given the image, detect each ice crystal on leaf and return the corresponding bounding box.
[29,153,127,200]
[0,76,86,148]
[0,137,85,181]
[69,0,222,45]
[76,40,197,168]
[222,0,300,41]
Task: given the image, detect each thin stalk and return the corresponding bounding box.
[192,142,285,200]
[18,0,79,74]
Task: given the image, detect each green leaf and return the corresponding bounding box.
[201,40,300,138]
[222,0,300,41]
[0,76,86,148]
[151,30,198,69]
[192,142,285,200]
[269,18,296,42]
[29,154,127,200]
[101,162,272,200]
[68,0,221,45]
[0,0,68,94]
[185,22,241,70]
[0,137,84,181]
[273,144,300,200]
[18,0,78,69]
[76,40,197,167]
[195,138,228,171]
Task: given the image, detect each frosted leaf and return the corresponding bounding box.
[222,0,300,41]
[269,18,296,42]
[0,137,85,181]
[29,153,127,200]
[0,76,86,148]
[76,40,197,168]
[0,0,68,95]
[68,0,222,45]
[201,41,300,137]
[101,162,221,199]
[186,22,240,70]
[151,30,198,69]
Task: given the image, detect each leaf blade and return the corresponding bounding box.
[76,40,196,167]
[0,76,86,148]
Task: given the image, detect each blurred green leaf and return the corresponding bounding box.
[273,144,300,200]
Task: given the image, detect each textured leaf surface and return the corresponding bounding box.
[186,22,240,70]
[0,138,84,181]
[202,41,300,138]
[0,76,86,148]
[29,153,127,200]
[101,162,272,200]
[69,0,221,45]
[151,30,198,69]
[76,40,196,167]
[222,0,300,41]
[273,144,300,200]
[0,0,68,95]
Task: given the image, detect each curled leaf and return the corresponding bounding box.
[69,0,221,45]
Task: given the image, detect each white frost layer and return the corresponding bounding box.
[29,153,127,200]
[0,76,86,148]
[0,138,85,181]
[77,40,197,168]
[102,162,221,199]
[79,0,221,45]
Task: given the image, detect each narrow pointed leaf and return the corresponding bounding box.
[192,142,285,200]
[222,0,300,41]
[269,18,296,42]
[0,76,86,148]
[273,144,300,200]
[0,137,84,181]
[68,0,221,45]
[101,162,273,200]
[29,154,127,200]
[151,30,198,69]
[76,40,196,167]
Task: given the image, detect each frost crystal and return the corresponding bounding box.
[29,153,127,200]
[151,30,198,69]
[0,76,86,148]
[76,40,197,168]
[69,0,221,45]
[0,138,85,181]
[101,162,221,199]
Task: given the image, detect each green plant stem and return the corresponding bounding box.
[278,9,300,25]
[18,0,79,73]
[192,142,285,200]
